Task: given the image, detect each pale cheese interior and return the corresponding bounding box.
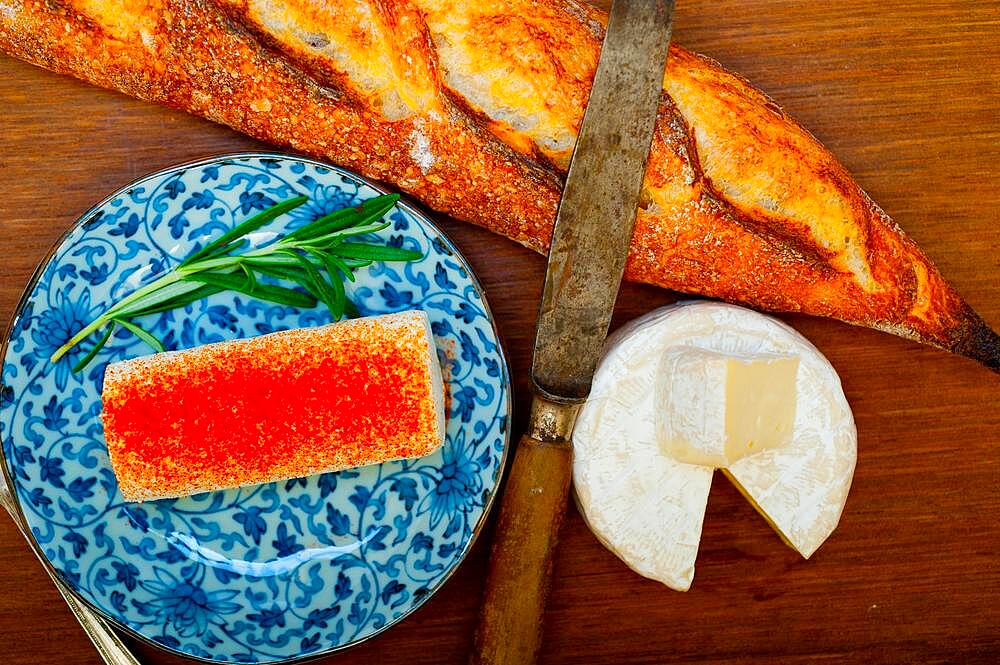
[658,347,799,467]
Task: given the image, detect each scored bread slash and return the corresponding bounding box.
[100,310,445,502]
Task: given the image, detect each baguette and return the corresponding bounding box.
[101,311,445,501]
[1,0,996,371]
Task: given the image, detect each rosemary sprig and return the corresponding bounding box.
[52,193,417,371]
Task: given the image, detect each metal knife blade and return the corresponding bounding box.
[532,0,674,401]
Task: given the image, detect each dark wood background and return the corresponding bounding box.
[2,1,998,663]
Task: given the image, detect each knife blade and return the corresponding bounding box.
[532,0,675,401]
[471,2,675,664]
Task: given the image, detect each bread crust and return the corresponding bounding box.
[1,0,996,370]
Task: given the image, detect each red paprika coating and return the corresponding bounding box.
[101,311,444,501]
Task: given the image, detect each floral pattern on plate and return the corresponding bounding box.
[0,154,510,663]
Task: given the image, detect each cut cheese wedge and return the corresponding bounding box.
[573,302,856,591]
[657,347,800,467]
[101,310,445,502]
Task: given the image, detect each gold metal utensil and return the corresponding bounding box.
[0,467,141,665]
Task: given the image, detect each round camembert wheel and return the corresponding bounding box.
[572,302,857,591]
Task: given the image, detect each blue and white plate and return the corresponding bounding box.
[0,154,511,663]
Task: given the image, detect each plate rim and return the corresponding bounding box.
[0,151,512,664]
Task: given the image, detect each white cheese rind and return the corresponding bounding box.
[572,302,856,589]
[574,394,713,592]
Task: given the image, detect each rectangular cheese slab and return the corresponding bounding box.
[101,310,445,502]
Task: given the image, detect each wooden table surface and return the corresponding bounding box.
[2,1,999,663]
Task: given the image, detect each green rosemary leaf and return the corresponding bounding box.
[239,254,308,268]
[345,299,360,318]
[326,221,392,242]
[244,261,317,291]
[71,322,116,373]
[285,193,399,242]
[329,267,346,319]
[178,255,245,273]
[283,250,340,315]
[199,238,249,262]
[184,272,317,308]
[327,255,357,282]
[114,318,166,354]
[244,259,320,300]
[241,262,258,294]
[126,284,227,318]
[282,207,360,242]
[288,223,392,254]
[307,249,346,320]
[348,194,400,229]
[181,195,308,266]
[331,243,423,262]
[112,279,219,318]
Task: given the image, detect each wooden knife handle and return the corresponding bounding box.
[472,398,577,665]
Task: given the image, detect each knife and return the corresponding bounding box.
[471,2,675,664]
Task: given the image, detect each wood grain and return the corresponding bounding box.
[1,1,998,664]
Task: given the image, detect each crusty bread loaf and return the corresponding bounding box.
[101,311,445,501]
[1,0,996,371]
